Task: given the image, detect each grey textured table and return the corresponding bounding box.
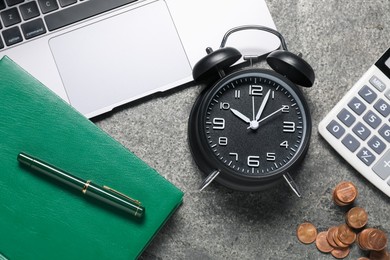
[95,1,390,259]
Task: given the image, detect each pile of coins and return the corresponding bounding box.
[297,181,389,259]
[332,181,358,206]
[358,228,388,252]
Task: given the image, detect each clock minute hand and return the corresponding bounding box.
[230,108,251,124]
[255,89,271,121]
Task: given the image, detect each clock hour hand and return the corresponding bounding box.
[255,89,271,121]
[230,108,251,124]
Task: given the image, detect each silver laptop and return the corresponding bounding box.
[0,0,278,118]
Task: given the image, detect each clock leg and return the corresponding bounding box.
[199,170,221,191]
[283,173,302,198]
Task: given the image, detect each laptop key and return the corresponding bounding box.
[1,7,22,27]
[0,0,6,10]
[5,0,24,7]
[2,26,23,46]
[58,0,77,8]
[19,1,40,21]
[0,36,4,49]
[44,0,138,31]
[38,0,59,14]
[21,18,46,39]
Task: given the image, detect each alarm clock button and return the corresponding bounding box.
[192,47,241,82]
[266,50,315,88]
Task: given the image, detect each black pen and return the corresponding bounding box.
[17,152,145,218]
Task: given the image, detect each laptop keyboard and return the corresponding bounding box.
[0,0,137,49]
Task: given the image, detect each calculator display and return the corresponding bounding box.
[385,57,390,69]
[376,48,390,78]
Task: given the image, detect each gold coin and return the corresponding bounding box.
[331,247,350,259]
[315,231,334,253]
[297,222,317,244]
[333,181,358,206]
[337,224,356,245]
[346,207,368,229]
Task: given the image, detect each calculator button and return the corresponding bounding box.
[342,134,360,152]
[378,124,390,142]
[359,85,378,104]
[357,148,376,166]
[363,110,382,129]
[326,120,345,139]
[352,122,371,141]
[367,135,386,155]
[369,75,386,92]
[372,150,390,180]
[337,108,356,127]
[374,98,390,117]
[348,97,366,115]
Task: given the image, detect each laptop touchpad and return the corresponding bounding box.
[49,1,191,116]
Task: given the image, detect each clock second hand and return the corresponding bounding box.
[247,107,284,129]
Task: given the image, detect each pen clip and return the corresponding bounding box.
[103,185,142,205]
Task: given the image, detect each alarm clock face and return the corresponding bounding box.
[191,69,311,190]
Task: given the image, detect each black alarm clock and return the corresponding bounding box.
[188,25,315,196]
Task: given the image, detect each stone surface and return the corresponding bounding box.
[95,1,390,259]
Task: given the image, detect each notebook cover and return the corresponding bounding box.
[0,56,183,259]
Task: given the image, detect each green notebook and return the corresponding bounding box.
[0,56,183,260]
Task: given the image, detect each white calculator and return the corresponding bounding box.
[319,48,390,197]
